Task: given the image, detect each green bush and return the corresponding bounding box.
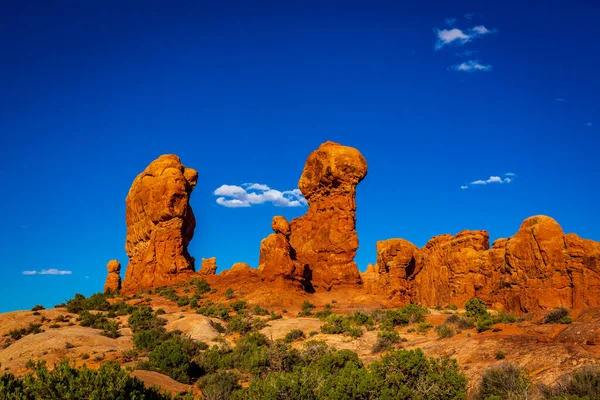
[228,316,255,335]
[446,304,459,310]
[491,311,518,324]
[0,360,179,399]
[284,329,306,343]
[543,307,570,324]
[446,314,475,330]
[231,300,247,313]
[435,324,455,339]
[418,321,433,333]
[198,371,241,400]
[6,323,43,341]
[477,317,493,332]
[495,350,505,360]
[128,306,166,333]
[475,363,531,400]
[314,304,333,320]
[372,330,400,354]
[194,278,211,295]
[298,301,316,317]
[543,365,600,399]
[465,298,488,319]
[560,316,573,325]
[225,288,235,299]
[148,340,193,383]
[252,304,270,316]
[31,305,45,312]
[176,296,190,307]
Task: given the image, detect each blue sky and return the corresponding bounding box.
[1,0,598,312]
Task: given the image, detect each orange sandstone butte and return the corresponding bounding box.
[103,260,121,293]
[121,154,198,293]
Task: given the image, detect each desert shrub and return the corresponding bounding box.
[269,312,283,321]
[314,304,333,320]
[197,346,235,375]
[284,329,305,343]
[352,311,374,327]
[543,307,570,324]
[298,301,316,317]
[0,360,177,399]
[227,315,254,335]
[133,327,168,351]
[7,323,43,341]
[543,365,600,399]
[374,304,429,330]
[477,317,493,332]
[194,278,211,295]
[198,371,241,400]
[465,297,488,319]
[495,350,506,360]
[49,324,60,329]
[128,306,166,333]
[446,314,476,330]
[31,305,45,312]
[252,304,270,316]
[147,340,196,383]
[372,330,401,354]
[492,311,518,324]
[475,363,531,400]
[435,324,455,339]
[446,304,459,310]
[225,288,235,299]
[231,300,247,313]
[176,296,190,307]
[418,321,434,333]
[212,321,226,334]
[320,315,351,335]
[65,342,75,349]
[155,308,166,315]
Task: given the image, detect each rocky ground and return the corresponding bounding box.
[2,286,600,397]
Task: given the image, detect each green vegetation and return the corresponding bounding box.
[543,307,572,324]
[475,363,531,400]
[495,350,505,360]
[372,330,401,354]
[445,314,476,330]
[476,317,493,332]
[231,300,247,313]
[298,301,316,317]
[6,323,43,341]
[284,329,306,343]
[418,321,434,333]
[30,305,44,312]
[435,324,455,339]
[541,365,600,399]
[0,360,190,399]
[225,288,235,299]
[465,297,488,319]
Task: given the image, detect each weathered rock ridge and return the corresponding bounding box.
[365,215,600,312]
[259,141,368,290]
[121,154,198,293]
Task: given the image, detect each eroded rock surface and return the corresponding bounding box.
[372,216,600,312]
[198,258,217,276]
[122,154,198,293]
[104,260,122,293]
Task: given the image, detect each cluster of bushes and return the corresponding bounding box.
[543,307,572,325]
[475,362,600,400]
[462,298,518,333]
[5,323,43,342]
[0,359,192,399]
[371,330,403,353]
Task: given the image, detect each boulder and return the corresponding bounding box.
[104,260,121,293]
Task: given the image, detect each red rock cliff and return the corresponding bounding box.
[121,154,198,293]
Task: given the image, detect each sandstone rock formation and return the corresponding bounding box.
[258,216,303,286]
[370,215,600,312]
[121,155,198,293]
[260,141,366,291]
[104,260,122,293]
[198,258,217,276]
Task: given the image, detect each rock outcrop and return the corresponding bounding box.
[258,216,303,287]
[104,260,122,293]
[122,155,198,293]
[371,216,600,312]
[198,258,217,276]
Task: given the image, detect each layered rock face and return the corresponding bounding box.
[371,216,600,312]
[104,260,122,293]
[199,258,218,276]
[259,141,368,290]
[122,155,198,293]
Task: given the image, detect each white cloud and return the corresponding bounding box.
[464,174,515,188]
[586,122,593,127]
[472,25,490,35]
[435,24,494,50]
[451,60,492,72]
[40,269,72,275]
[214,183,307,208]
[23,269,72,275]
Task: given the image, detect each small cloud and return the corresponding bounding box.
[39,269,72,275]
[464,174,515,188]
[585,122,593,127]
[555,98,566,102]
[22,269,72,275]
[451,60,492,72]
[435,24,494,50]
[214,183,307,208]
[445,18,457,26]
[85,276,90,279]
